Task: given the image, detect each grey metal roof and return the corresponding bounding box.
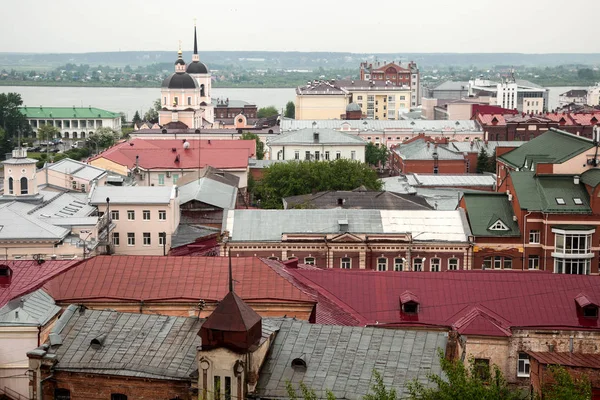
[89,186,174,205]
[256,319,447,400]
[178,177,237,209]
[268,128,366,146]
[381,177,467,210]
[32,192,95,219]
[283,190,432,211]
[0,202,69,240]
[225,209,470,243]
[248,159,288,169]
[0,289,61,326]
[47,158,107,181]
[449,141,526,154]
[281,119,481,133]
[394,140,464,160]
[430,80,470,92]
[171,224,220,248]
[405,173,496,187]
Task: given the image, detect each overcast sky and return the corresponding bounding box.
[2,0,599,54]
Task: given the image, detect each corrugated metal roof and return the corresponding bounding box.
[0,289,60,326]
[226,209,470,243]
[281,119,481,132]
[178,177,237,209]
[528,352,600,369]
[0,203,70,240]
[47,158,107,181]
[20,106,120,119]
[406,173,496,187]
[267,128,366,146]
[89,185,173,205]
[256,319,447,400]
[395,139,464,160]
[463,193,520,237]
[450,141,526,154]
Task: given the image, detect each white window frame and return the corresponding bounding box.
[111,210,119,220]
[528,255,539,270]
[394,257,404,271]
[143,232,151,246]
[158,233,166,246]
[127,233,135,246]
[143,210,150,221]
[112,232,120,246]
[529,230,540,244]
[448,258,459,271]
[341,257,351,269]
[377,257,387,271]
[127,210,135,220]
[304,257,315,265]
[430,258,441,272]
[517,353,530,377]
[158,210,167,220]
[413,258,423,272]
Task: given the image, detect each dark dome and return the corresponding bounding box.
[186,61,209,74]
[161,72,197,89]
[346,102,362,112]
[175,58,186,66]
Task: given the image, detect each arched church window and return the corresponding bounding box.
[8,177,13,194]
[200,84,205,97]
[20,177,28,195]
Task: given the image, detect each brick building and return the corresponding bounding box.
[391,137,468,174]
[222,209,473,271]
[359,60,421,106]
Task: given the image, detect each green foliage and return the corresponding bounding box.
[541,365,591,400]
[365,142,389,167]
[0,92,30,139]
[476,147,495,174]
[255,159,382,209]
[364,370,397,400]
[257,106,279,119]
[121,127,134,138]
[143,98,161,123]
[89,127,119,150]
[37,124,60,141]
[286,381,334,400]
[240,132,265,160]
[285,101,296,118]
[132,111,142,124]
[0,127,13,160]
[407,350,524,400]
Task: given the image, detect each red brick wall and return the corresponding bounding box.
[44,371,192,400]
[401,159,467,174]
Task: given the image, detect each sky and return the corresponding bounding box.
[2,0,600,54]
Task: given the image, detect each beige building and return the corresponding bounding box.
[88,185,180,255]
[38,158,108,192]
[295,80,411,120]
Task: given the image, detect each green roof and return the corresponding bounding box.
[580,169,600,188]
[499,128,595,168]
[510,171,591,214]
[463,193,520,237]
[20,107,121,119]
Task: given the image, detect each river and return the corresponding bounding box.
[0,85,586,120]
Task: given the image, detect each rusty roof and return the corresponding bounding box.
[528,352,600,369]
[201,291,261,332]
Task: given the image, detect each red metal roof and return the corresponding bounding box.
[90,138,256,170]
[476,114,507,126]
[575,293,598,308]
[0,260,81,308]
[286,269,600,335]
[43,256,314,304]
[471,105,518,117]
[528,351,600,369]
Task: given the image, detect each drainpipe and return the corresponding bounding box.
[544,213,549,271]
[522,211,532,270]
[37,325,41,347]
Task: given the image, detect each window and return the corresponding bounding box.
[584,306,599,318]
[127,210,135,220]
[341,257,351,269]
[394,258,404,271]
[8,177,12,194]
[503,258,512,269]
[518,353,530,377]
[158,174,165,185]
[357,95,363,100]
[554,232,592,255]
[400,96,406,100]
[172,174,179,184]
[305,151,311,160]
[430,258,440,272]
[20,177,28,194]
[482,257,492,269]
[494,256,502,269]
[159,210,167,220]
[474,359,490,381]
[377,257,387,271]
[143,232,151,246]
[528,255,539,270]
[304,257,315,265]
[113,232,120,246]
[159,232,166,246]
[294,151,299,160]
[555,258,590,275]
[325,151,330,160]
[351,151,356,160]
[187,97,191,105]
[143,210,150,220]
[529,230,540,244]
[127,233,135,246]
[489,219,509,231]
[214,376,221,400]
[413,258,423,271]
[315,151,320,161]
[448,258,459,271]
[54,388,71,400]
[336,151,341,160]
[173,97,178,105]
[111,394,127,400]
[225,376,232,400]
[403,302,418,314]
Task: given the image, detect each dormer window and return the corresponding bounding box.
[575,293,599,319]
[403,302,418,314]
[400,290,419,314]
[556,198,566,205]
[0,265,11,277]
[488,219,509,231]
[584,306,598,319]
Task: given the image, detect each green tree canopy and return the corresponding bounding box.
[542,365,591,400]
[143,98,161,123]
[240,132,265,160]
[0,92,30,139]
[407,350,523,400]
[365,142,389,167]
[91,127,119,149]
[284,101,295,118]
[37,124,60,142]
[476,147,495,173]
[257,106,279,119]
[255,159,382,209]
[132,111,142,124]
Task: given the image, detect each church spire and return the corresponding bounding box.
[192,19,200,63]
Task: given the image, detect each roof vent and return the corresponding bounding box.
[171,147,177,152]
[90,333,107,350]
[338,219,348,233]
[175,155,180,163]
[291,356,307,370]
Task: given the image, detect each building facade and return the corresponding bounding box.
[359,60,421,106]
[469,78,548,113]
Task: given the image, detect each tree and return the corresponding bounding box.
[285,370,394,400]
[541,365,591,400]
[476,147,490,174]
[240,132,265,160]
[92,127,119,149]
[254,159,382,209]
[143,98,161,123]
[257,106,279,119]
[132,111,142,125]
[37,124,60,142]
[364,370,397,400]
[284,101,295,119]
[407,350,523,400]
[365,142,389,167]
[0,127,13,160]
[0,92,29,139]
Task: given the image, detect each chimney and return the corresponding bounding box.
[574,175,580,185]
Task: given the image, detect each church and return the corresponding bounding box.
[158,24,215,128]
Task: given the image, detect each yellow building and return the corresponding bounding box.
[295,80,411,120]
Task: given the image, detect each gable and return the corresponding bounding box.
[329,232,365,243]
[488,219,509,231]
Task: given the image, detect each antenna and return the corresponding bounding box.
[228,251,233,293]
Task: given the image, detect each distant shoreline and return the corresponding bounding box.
[0,81,294,89]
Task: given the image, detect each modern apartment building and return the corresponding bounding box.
[360,60,421,106]
[468,78,548,113]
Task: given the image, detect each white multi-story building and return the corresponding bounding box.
[20,106,122,140]
[267,128,366,163]
[468,78,548,113]
[587,83,600,106]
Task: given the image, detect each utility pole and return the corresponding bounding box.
[162,232,166,256]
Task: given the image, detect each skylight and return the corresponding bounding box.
[556,198,566,205]
[573,198,583,205]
